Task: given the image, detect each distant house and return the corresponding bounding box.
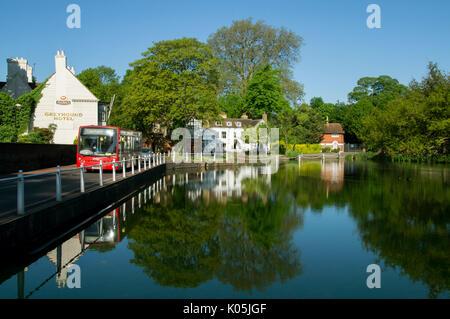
[201,112,268,153]
[320,119,345,151]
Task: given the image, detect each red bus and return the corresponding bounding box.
[76,125,142,171]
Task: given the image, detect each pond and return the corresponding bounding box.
[0,160,448,299]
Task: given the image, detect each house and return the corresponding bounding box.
[201,112,268,153]
[320,118,345,151]
[30,50,107,144]
[1,51,109,144]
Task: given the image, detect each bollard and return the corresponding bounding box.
[112,159,116,181]
[138,156,141,172]
[131,156,135,175]
[99,160,103,186]
[56,165,62,201]
[17,170,24,214]
[80,164,85,193]
[122,158,126,178]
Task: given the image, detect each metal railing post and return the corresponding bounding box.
[99,160,103,186]
[80,164,85,193]
[172,150,175,163]
[17,170,24,215]
[56,165,62,201]
[144,156,147,170]
[122,158,126,178]
[131,156,135,175]
[112,159,116,182]
[152,154,155,167]
[159,153,162,165]
[185,152,188,163]
[138,156,141,172]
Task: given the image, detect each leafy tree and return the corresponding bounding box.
[279,104,324,147]
[217,94,244,118]
[347,75,408,108]
[77,66,121,103]
[242,64,290,119]
[120,38,220,147]
[359,62,450,159]
[208,18,304,103]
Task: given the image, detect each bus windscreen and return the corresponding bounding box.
[78,127,118,156]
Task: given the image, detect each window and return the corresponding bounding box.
[222,131,227,138]
[236,122,241,127]
[215,121,222,126]
[331,134,340,138]
[226,121,232,127]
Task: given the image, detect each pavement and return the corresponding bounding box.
[0,164,122,219]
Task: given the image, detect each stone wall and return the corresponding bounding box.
[0,143,77,174]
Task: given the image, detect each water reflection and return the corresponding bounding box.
[3,160,449,298]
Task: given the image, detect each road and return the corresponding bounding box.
[0,166,126,218]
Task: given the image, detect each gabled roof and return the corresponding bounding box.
[323,123,345,134]
[205,118,263,129]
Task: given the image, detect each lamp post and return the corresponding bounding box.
[14,104,21,142]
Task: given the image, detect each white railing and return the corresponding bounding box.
[0,152,169,216]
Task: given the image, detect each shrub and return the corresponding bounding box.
[322,147,331,153]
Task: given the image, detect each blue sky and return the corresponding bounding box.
[0,0,449,104]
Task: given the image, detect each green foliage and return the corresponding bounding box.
[0,125,16,142]
[208,18,304,105]
[217,94,244,118]
[286,144,322,154]
[120,38,220,142]
[358,62,450,161]
[0,82,45,142]
[77,66,121,103]
[18,125,57,144]
[243,64,290,119]
[279,104,324,145]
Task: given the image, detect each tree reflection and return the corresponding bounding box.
[127,171,304,292]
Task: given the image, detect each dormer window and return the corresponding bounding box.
[226,121,232,127]
[236,122,241,127]
[215,121,222,126]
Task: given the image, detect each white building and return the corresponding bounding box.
[201,112,268,153]
[30,50,106,144]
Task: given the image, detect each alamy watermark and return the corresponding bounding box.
[366,264,381,288]
[171,126,280,174]
[66,4,81,29]
[366,4,381,29]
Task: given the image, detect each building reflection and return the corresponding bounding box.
[320,160,345,194]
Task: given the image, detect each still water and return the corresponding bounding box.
[0,161,448,299]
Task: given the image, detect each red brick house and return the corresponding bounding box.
[320,119,345,151]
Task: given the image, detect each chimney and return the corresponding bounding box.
[55,50,67,73]
[262,111,267,122]
[220,112,227,118]
[241,113,248,119]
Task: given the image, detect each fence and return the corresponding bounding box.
[0,153,169,216]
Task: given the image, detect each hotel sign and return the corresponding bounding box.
[56,96,71,105]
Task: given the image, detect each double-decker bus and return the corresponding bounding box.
[76,125,142,171]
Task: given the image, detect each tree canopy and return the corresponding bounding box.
[208,18,304,105]
[116,38,220,144]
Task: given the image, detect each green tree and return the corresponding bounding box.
[217,94,244,118]
[121,38,220,144]
[242,64,290,119]
[208,18,304,104]
[77,66,121,103]
[359,62,450,159]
